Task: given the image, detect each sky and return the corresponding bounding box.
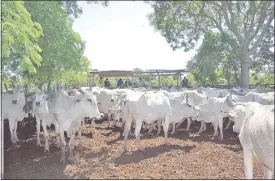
[72,1,201,71]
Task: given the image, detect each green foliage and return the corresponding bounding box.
[2,1,43,80]
[62,0,108,19]
[147,1,274,88]
[23,1,89,87]
[187,31,240,85]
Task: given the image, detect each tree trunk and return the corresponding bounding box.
[38,85,43,91]
[240,50,250,89]
[47,81,51,92]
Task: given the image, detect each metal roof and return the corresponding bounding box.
[90,69,188,77]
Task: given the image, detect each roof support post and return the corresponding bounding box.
[179,73,182,88]
[158,72,160,89]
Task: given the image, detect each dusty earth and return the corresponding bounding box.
[3,118,268,179]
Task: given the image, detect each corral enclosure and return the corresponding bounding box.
[4,117,265,179]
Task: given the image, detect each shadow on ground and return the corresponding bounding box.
[113,144,195,165]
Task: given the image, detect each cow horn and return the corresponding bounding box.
[186,94,189,104]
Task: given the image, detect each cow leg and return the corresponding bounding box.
[53,122,60,148]
[120,122,125,137]
[107,112,112,127]
[175,119,184,129]
[171,122,176,135]
[163,115,170,145]
[13,120,19,142]
[42,122,50,153]
[60,132,66,164]
[186,117,192,131]
[263,166,273,179]
[68,134,76,164]
[36,118,41,146]
[90,118,96,134]
[147,122,155,135]
[156,120,162,136]
[197,121,205,134]
[202,121,207,131]
[123,119,132,151]
[225,119,232,130]
[243,148,254,179]
[218,118,224,140]
[213,122,219,138]
[8,118,16,143]
[134,119,143,151]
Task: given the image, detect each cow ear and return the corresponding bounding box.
[74,97,82,102]
[46,96,50,101]
[197,89,202,94]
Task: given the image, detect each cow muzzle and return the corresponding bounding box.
[36,102,40,106]
[12,100,18,104]
[111,98,114,102]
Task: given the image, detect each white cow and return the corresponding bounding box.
[164,95,199,137]
[229,102,274,179]
[32,92,59,152]
[53,89,101,163]
[165,90,209,133]
[2,86,25,143]
[199,87,230,98]
[119,91,172,151]
[195,93,234,140]
[225,91,274,130]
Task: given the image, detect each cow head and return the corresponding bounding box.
[220,92,235,114]
[33,92,49,107]
[11,86,25,105]
[82,90,101,120]
[108,106,122,122]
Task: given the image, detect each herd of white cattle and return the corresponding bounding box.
[2,84,274,179]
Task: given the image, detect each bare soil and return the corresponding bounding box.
[3,118,267,179]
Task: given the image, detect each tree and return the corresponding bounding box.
[2,1,43,82]
[61,0,108,19]
[23,1,89,88]
[147,1,274,88]
[187,31,240,86]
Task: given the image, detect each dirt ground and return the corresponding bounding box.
[3,118,267,179]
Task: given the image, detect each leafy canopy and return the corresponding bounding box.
[2,1,43,80]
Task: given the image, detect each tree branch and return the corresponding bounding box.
[249,13,274,54]
[247,3,268,43]
[243,2,255,35]
[221,1,244,45]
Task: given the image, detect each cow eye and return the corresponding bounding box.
[88,99,92,102]
[42,96,45,98]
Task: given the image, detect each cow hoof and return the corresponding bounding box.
[60,158,66,164]
[68,156,76,164]
[37,142,41,147]
[137,146,144,151]
[219,137,223,141]
[44,148,50,153]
